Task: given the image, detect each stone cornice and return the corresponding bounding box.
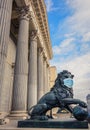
[30,0,53,59]
[15,0,29,7]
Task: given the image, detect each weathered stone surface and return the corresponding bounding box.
[18,119,88,129]
[0,0,13,113]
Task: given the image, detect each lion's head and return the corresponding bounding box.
[57,70,74,80]
[55,70,74,88]
[51,70,74,97]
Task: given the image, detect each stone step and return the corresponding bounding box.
[0,128,89,130]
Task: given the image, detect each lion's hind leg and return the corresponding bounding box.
[28,103,48,120]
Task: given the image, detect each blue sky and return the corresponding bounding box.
[45,0,90,101]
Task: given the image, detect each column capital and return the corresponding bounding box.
[30,30,38,41]
[43,56,47,61]
[45,59,49,67]
[17,5,32,21]
[38,47,43,55]
[46,62,50,67]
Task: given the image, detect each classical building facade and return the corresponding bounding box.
[0,0,53,118]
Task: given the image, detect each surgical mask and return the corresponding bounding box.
[63,78,73,88]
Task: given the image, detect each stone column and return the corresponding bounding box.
[43,56,47,94]
[47,64,50,91]
[46,63,49,92]
[0,0,13,115]
[28,30,38,109]
[37,47,44,101]
[11,7,29,118]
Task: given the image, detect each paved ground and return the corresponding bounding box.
[0,114,90,130]
[0,121,90,130]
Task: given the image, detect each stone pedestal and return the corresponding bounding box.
[28,30,38,109]
[11,8,29,118]
[18,119,88,128]
[0,0,13,114]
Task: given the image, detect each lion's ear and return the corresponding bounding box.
[59,78,64,85]
[72,75,74,78]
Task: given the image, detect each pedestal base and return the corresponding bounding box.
[18,119,88,129]
[9,111,28,120]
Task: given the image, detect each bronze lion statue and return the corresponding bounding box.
[28,70,88,121]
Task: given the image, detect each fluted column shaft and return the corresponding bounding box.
[28,30,38,109]
[43,57,47,93]
[11,9,29,116]
[0,0,13,113]
[37,47,44,101]
[46,63,49,92]
[47,65,50,91]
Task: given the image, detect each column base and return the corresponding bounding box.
[0,112,9,119]
[9,111,28,120]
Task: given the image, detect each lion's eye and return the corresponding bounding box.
[65,76,68,78]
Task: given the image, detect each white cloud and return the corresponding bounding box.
[64,33,75,38]
[53,46,61,55]
[53,38,75,55]
[82,32,90,42]
[45,0,59,12]
[59,53,90,80]
[51,0,90,55]
[58,0,90,38]
[60,38,74,47]
[80,43,90,53]
[73,79,90,102]
[45,0,53,12]
[67,0,90,11]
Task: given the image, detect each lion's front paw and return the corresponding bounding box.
[79,102,87,108]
